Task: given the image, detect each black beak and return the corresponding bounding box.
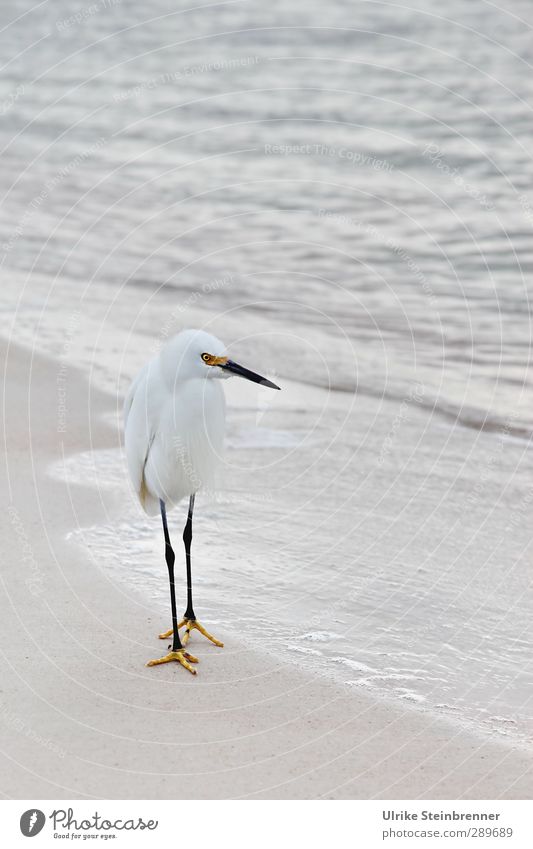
[220,359,280,390]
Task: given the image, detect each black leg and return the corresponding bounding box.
[175,494,223,649]
[160,499,183,652]
[183,494,196,620]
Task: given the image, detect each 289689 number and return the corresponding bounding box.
[470,828,513,838]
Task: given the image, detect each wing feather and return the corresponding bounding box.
[124,359,161,515]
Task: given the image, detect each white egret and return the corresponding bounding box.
[124,328,280,673]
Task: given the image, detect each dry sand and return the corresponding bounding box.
[1,338,532,799]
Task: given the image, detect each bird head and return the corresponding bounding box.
[163,329,280,389]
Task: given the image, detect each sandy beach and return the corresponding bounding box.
[1,338,532,800]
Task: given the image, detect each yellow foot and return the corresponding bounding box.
[158,620,224,647]
[146,649,198,674]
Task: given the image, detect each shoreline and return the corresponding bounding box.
[56,442,533,757]
[1,339,532,799]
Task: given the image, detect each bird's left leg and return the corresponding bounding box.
[159,494,224,648]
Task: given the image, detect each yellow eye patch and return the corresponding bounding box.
[201,353,228,366]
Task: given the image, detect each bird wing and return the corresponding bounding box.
[123,360,150,431]
[123,359,161,514]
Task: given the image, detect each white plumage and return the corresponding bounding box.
[124,329,228,515]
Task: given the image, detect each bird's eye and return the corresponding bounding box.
[201,353,212,363]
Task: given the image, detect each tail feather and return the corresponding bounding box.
[139,473,159,516]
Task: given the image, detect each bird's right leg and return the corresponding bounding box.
[159,494,223,647]
[146,500,198,674]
